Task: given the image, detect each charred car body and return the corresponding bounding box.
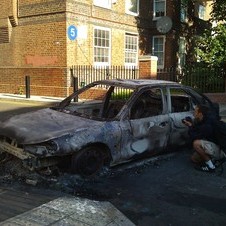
[0,79,219,176]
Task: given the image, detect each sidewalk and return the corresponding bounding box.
[0,93,64,104]
[0,196,135,226]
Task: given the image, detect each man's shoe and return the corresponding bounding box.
[194,164,215,173]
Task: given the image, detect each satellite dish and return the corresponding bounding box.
[156,16,173,34]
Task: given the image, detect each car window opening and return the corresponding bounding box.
[53,84,134,121]
[171,95,191,113]
[169,88,193,113]
[130,89,163,119]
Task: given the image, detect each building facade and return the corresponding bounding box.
[0,0,212,97]
[142,0,213,69]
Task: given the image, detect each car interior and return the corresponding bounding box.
[130,90,163,119]
[170,95,191,113]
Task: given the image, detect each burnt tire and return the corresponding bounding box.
[71,146,104,177]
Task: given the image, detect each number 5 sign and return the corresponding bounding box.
[68,25,78,41]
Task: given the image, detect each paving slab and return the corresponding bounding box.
[0,197,135,226]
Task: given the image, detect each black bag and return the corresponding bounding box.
[213,120,226,151]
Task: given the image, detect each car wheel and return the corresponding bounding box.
[71,146,104,177]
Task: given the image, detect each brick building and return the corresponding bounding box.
[0,0,213,97]
[139,0,213,69]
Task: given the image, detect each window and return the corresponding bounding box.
[198,5,205,20]
[93,0,111,9]
[178,37,186,67]
[104,87,134,119]
[180,0,188,22]
[94,27,111,66]
[130,88,163,119]
[169,88,192,113]
[126,0,139,15]
[152,36,165,68]
[125,33,138,66]
[153,0,166,18]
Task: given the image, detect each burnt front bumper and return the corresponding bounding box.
[0,137,59,170]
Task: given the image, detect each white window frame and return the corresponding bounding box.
[93,26,111,67]
[180,0,188,22]
[152,36,165,69]
[178,37,186,68]
[153,0,166,20]
[124,32,138,67]
[125,0,139,16]
[198,5,205,20]
[93,0,111,9]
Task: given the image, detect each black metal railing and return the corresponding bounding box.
[181,66,226,93]
[157,66,226,93]
[157,67,180,82]
[70,65,225,93]
[70,65,138,88]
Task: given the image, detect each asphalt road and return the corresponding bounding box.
[1,100,226,226]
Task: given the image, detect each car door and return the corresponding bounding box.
[119,87,171,161]
[167,86,194,148]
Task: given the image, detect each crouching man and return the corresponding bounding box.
[183,104,225,172]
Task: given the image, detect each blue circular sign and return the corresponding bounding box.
[68,25,77,41]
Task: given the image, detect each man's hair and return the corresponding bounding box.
[196,104,209,116]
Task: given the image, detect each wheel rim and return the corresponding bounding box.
[73,148,104,176]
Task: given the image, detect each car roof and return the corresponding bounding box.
[94,79,178,89]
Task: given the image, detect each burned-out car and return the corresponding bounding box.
[0,79,219,176]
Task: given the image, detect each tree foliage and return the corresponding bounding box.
[211,0,226,22]
[196,24,226,67]
[195,0,226,67]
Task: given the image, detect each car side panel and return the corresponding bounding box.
[168,112,193,147]
[60,121,122,158]
[118,114,170,162]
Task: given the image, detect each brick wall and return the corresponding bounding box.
[164,34,178,68]
[79,88,107,100]
[139,56,158,79]
[0,0,14,17]
[0,0,66,67]
[0,67,69,97]
[66,1,139,66]
[0,21,66,67]
[19,0,66,16]
[0,0,143,98]
[205,93,226,104]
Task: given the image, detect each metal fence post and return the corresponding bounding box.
[70,67,78,102]
[73,77,78,102]
[25,75,30,98]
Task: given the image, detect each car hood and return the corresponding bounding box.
[0,108,103,144]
